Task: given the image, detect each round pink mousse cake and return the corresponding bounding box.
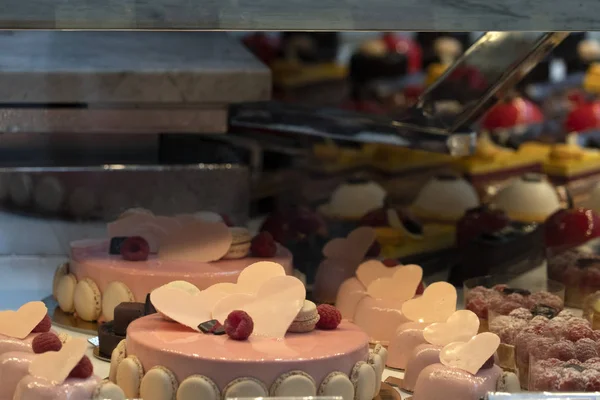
[123,314,371,397]
[56,239,293,322]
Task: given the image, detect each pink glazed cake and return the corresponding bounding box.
[52,210,293,322]
[111,316,383,400]
[402,344,440,392]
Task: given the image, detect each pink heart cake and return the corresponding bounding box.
[108,263,385,400]
[52,209,293,322]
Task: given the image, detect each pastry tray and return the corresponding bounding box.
[42,295,98,335]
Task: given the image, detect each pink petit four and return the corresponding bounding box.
[336,261,423,344]
[53,209,293,322]
[13,375,101,400]
[110,262,384,400]
[412,363,502,400]
[402,344,440,392]
[387,322,429,369]
[0,352,36,399]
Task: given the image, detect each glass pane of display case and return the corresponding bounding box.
[3,27,600,400]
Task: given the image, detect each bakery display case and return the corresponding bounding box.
[4,2,600,399]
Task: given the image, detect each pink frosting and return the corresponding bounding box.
[353,296,409,345]
[0,333,39,356]
[387,322,430,369]
[13,375,100,400]
[0,352,35,399]
[402,344,441,392]
[126,315,369,390]
[413,363,502,400]
[70,239,293,301]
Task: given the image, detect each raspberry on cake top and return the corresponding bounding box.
[110,261,384,400]
[53,208,292,322]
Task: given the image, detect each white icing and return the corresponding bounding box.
[116,356,144,398]
[324,181,387,218]
[493,175,560,221]
[34,176,64,212]
[412,176,479,220]
[368,353,384,395]
[177,375,220,400]
[74,278,101,321]
[56,274,77,313]
[102,282,134,321]
[351,361,377,400]
[109,340,127,383]
[319,372,355,400]
[93,380,126,400]
[223,377,268,398]
[270,371,317,397]
[140,366,178,400]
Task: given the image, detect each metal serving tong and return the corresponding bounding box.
[230,32,569,156]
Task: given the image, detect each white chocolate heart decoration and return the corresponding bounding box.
[151,285,232,331]
[159,220,232,262]
[401,282,457,323]
[356,260,398,288]
[29,338,88,384]
[322,227,376,263]
[212,275,306,338]
[440,332,500,374]
[366,264,422,302]
[0,301,47,339]
[108,215,168,253]
[423,310,480,347]
[237,261,286,293]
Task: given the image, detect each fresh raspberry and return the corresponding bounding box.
[557,368,587,391]
[548,340,577,361]
[120,236,150,261]
[382,259,399,267]
[416,282,425,295]
[531,366,561,391]
[366,241,381,257]
[68,356,93,379]
[566,324,596,342]
[576,338,599,362]
[529,337,555,361]
[224,310,254,340]
[260,212,292,243]
[220,214,234,227]
[490,316,528,345]
[251,232,277,257]
[32,314,52,333]
[316,304,342,330]
[490,299,522,316]
[584,369,600,391]
[32,332,62,354]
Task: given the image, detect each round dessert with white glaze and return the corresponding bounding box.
[492,174,561,222]
[411,175,480,223]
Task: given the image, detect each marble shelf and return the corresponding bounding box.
[0,0,597,31]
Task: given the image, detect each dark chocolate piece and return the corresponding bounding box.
[198,319,222,334]
[144,293,157,316]
[213,326,226,335]
[531,304,559,319]
[501,287,531,296]
[97,321,124,358]
[114,302,145,336]
[109,237,129,255]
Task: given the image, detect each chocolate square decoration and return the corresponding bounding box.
[213,326,226,335]
[198,319,224,334]
[109,237,129,255]
[144,293,157,316]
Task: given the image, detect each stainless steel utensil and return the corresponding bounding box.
[231,32,569,156]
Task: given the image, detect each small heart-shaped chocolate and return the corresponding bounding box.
[423,310,480,347]
[401,282,457,323]
[440,332,500,374]
[0,301,47,339]
[29,338,88,384]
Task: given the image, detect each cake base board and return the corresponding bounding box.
[92,346,110,363]
[42,295,98,334]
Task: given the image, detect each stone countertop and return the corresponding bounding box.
[0,0,597,31]
[0,31,270,104]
